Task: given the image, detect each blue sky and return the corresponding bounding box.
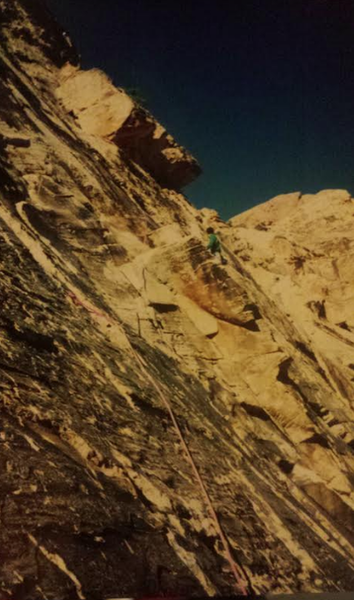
[47,0,354,219]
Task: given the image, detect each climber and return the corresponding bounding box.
[206,227,227,264]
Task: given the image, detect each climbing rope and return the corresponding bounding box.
[67,290,111,320]
[130,349,248,596]
[67,289,248,595]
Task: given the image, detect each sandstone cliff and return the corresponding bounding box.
[1,2,354,599]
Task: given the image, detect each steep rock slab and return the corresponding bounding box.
[2,195,354,598]
[1,1,354,599]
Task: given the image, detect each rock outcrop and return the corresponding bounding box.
[57,64,201,191]
[1,2,354,599]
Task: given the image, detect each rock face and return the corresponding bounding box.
[57,64,201,191]
[1,2,354,599]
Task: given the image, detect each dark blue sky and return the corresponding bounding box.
[46,0,354,219]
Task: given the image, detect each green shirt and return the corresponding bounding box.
[207,233,221,253]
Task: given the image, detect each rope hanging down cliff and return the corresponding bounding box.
[130,347,249,596]
[67,289,249,595]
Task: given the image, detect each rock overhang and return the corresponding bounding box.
[56,65,202,192]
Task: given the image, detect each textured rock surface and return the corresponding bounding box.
[1,2,354,599]
[57,64,201,191]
